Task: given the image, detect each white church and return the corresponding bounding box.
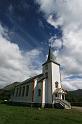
[10,48,71,109]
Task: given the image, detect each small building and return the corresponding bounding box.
[10,48,71,109]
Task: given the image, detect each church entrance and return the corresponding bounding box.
[62,94,65,100]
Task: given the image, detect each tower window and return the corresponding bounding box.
[45,65,48,70]
[55,81,58,88]
[45,72,48,77]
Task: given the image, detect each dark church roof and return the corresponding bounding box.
[15,73,44,87]
[43,48,60,66]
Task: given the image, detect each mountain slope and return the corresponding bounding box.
[66,89,82,106]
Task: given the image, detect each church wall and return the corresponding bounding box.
[11,82,33,103]
[34,81,43,103]
[33,79,38,102]
[37,82,42,103]
[47,63,53,104]
[42,62,53,104]
[11,79,43,105]
[45,78,48,103]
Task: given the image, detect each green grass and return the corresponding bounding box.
[0,104,82,124]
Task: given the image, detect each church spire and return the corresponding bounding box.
[47,47,56,62]
[42,47,60,66]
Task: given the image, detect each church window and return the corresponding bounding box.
[45,72,48,77]
[19,87,21,96]
[38,89,41,96]
[22,86,25,96]
[16,87,19,96]
[26,85,29,96]
[55,81,58,88]
[12,88,15,96]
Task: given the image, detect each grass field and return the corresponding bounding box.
[0,104,82,124]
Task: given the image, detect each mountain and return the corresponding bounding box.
[3,82,19,91]
[0,82,19,100]
[66,89,82,106]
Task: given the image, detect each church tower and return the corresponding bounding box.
[42,48,62,105]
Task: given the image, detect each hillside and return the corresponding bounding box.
[66,89,82,106]
[3,82,19,91]
[0,82,19,100]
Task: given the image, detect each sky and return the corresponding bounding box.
[0,0,82,90]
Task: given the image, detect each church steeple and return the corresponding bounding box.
[47,47,56,62]
[42,47,60,66]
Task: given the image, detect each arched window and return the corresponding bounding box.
[22,86,25,96]
[38,89,41,96]
[26,85,29,96]
[19,87,21,96]
[55,81,58,88]
[15,87,19,96]
[45,64,48,70]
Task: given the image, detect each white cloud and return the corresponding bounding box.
[36,0,55,17]
[47,15,63,28]
[62,77,82,91]
[0,24,42,88]
[49,36,62,49]
[36,0,82,90]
